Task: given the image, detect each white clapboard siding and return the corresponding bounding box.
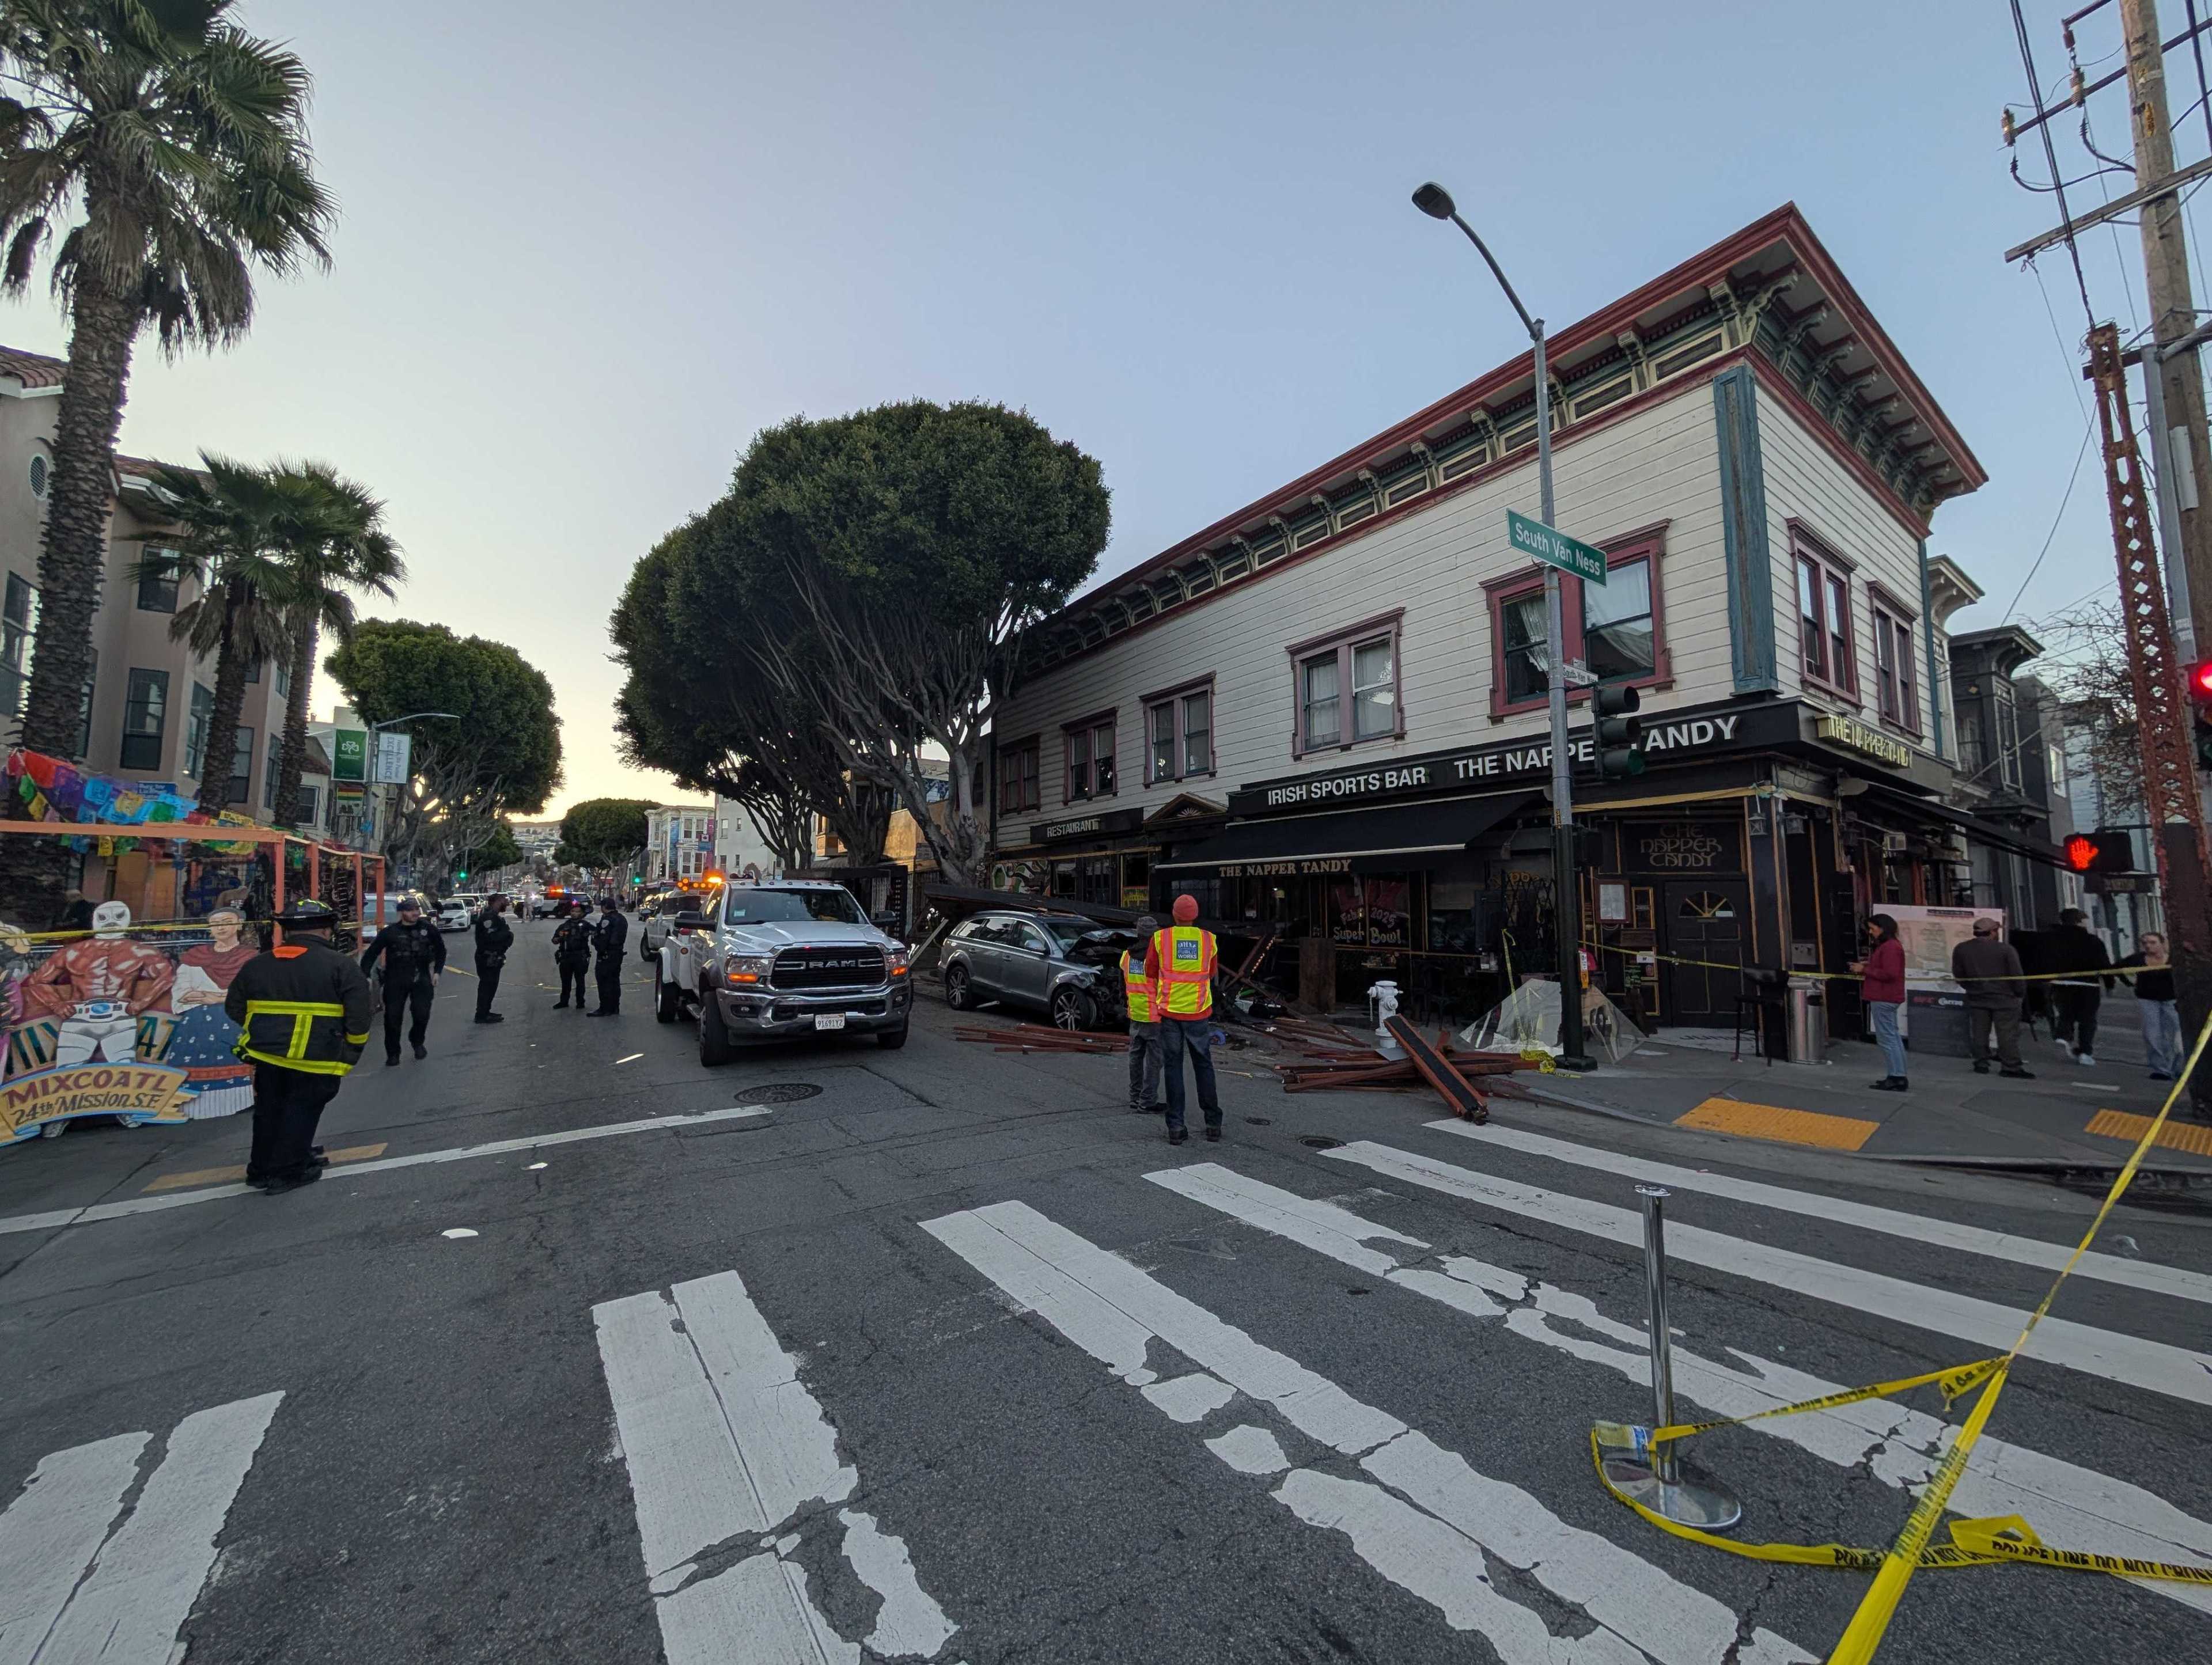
[1754,383,1939,757]
[998,381,1738,817]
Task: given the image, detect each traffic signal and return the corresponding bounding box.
[2188,659,2212,768]
[2063,829,2135,874]
[454,869,468,882]
[1592,684,1645,779]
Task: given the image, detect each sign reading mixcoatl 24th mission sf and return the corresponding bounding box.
[1506,509,1609,585]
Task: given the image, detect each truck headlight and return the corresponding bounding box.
[887,947,909,977]
[724,953,773,984]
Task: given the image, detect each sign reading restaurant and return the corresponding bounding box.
[1227,701,1804,816]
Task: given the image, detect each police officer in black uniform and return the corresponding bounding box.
[473,893,514,1023]
[551,901,593,1008]
[359,895,446,1064]
[587,896,627,1015]
[227,899,373,1194]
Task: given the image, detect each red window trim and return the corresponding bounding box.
[1285,610,1406,759]
[1790,523,1858,705]
[997,733,1041,816]
[1141,674,1217,786]
[1060,712,1118,805]
[1480,528,1672,719]
[1868,599,1922,738]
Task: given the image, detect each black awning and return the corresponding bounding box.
[1157,790,1539,875]
[1860,784,2067,870]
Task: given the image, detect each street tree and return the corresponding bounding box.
[700,401,1109,884]
[461,820,520,880]
[0,0,334,911]
[325,621,562,892]
[554,798,654,871]
[611,523,891,867]
[2027,599,2138,818]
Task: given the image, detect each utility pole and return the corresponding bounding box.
[2120,0,2212,653]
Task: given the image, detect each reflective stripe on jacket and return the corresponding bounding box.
[224,940,373,1076]
[1151,926,1216,1019]
[1120,949,1156,1023]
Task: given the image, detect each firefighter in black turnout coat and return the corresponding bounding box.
[587,896,627,1015]
[473,894,514,1022]
[226,899,373,1194]
[551,901,593,1008]
[359,895,446,1063]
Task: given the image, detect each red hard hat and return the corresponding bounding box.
[1172,894,1199,923]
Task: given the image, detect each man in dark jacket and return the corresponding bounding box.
[360,896,446,1064]
[227,900,373,1194]
[2047,908,2114,1066]
[588,896,627,1015]
[551,901,593,1008]
[472,894,514,1023]
[1950,916,2033,1079]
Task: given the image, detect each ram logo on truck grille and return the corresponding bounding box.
[770,946,887,991]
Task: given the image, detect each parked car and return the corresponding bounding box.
[434,898,471,932]
[656,879,911,1061]
[639,893,693,961]
[940,909,1135,1030]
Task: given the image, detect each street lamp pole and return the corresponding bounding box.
[1412,182,1592,1069]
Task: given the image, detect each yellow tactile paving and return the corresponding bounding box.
[2084,1110,2212,1159]
[143,1141,388,1193]
[1673,1097,1880,1152]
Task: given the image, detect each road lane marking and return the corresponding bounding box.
[593,1270,956,1664]
[1672,1098,1878,1151]
[1430,1120,2212,1307]
[616,1053,643,1064]
[0,1105,772,1238]
[1327,1140,2212,1407]
[1,1393,281,1665]
[142,1143,389,1194]
[1150,1163,2212,1615]
[0,1433,146,1663]
[923,1199,1811,1665]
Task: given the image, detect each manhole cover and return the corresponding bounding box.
[1300,1135,1345,1150]
[734,1083,823,1106]
[1244,1116,1273,1126]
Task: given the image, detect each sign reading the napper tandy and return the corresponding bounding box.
[1225,700,1802,816]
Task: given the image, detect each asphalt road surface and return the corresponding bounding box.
[1,916,2207,1663]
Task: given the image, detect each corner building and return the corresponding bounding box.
[990,206,2054,1032]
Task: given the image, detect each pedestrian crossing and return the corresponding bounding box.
[3,1121,2209,1662]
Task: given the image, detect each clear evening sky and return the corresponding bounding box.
[0,2,2177,815]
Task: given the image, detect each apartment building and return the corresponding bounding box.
[987,206,2064,1026]
[1,346,292,825]
[645,803,715,885]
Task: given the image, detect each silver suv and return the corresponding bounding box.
[655,879,911,1062]
[940,909,1135,1029]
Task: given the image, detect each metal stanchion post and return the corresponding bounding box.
[1596,1184,1743,1529]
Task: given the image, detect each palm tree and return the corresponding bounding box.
[265,465,402,825]
[135,453,298,814]
[0,1,332,907]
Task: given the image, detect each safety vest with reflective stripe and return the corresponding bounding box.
[1120,949,1156,1023]
[1153,925,1216,1019]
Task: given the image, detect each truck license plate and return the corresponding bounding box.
[814,1015,846,1031]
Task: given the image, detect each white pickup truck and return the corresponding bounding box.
[654,879,911,1063]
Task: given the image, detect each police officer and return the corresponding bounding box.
[1145,894,1222,1145]
[551,901,593,1009]
[227,899,373,1194]
[359,895,446,1064]
[473,893,514,1023]
[587,896,627,1015]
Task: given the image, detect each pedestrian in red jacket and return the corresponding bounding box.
[1857,914,1909,1090]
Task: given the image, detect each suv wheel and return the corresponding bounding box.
[698,989,733,1066]
[944,964,973,1012]
[654,961,679,1024]
[1050,986,1092,1031]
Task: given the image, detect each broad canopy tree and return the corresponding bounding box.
[614,401,1109,886]
[553,797,654,872]
[325,620,561,893]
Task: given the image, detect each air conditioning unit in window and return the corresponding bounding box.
[1880,832,1909,855]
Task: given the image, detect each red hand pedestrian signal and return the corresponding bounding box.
[2065,829,2136,874]
[2063,834,2099,873]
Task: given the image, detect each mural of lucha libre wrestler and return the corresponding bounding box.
[22,901,176,1065]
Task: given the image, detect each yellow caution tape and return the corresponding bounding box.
[1587,1010,2212,1660]
[1580,934,2137,985]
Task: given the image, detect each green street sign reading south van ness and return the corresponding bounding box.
[1506,510,1608,585]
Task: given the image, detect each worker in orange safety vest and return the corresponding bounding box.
[1143,894,1221,1144]
[1120,913,1165,1116]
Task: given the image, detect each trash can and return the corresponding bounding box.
[1785,982,1827,1064]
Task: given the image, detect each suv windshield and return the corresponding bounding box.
[724,888,863,926]
[1036,919,1093,953]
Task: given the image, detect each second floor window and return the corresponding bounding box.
[998,737,1040,814]
[228,726,254,806]
[1,573,36,720]
[1485,539,1666,716]
[135,552,180,613]
[1795,538,1856,695]
[1146,682,1213,783]
[1064,716,1115,801]
[1871,605,1919,733]
[1290,614,1404,756]
[121,667,169,772]
[183,682,214,779]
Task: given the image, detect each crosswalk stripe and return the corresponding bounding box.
[1327,1140,2212,1406]
[0,1434,146,1665]
[1149,1162,2212,1615]
[593,1270,957,1664]
[1429,1119,2212,1307]
[923,1199,1813,1665]
[0,1393,281,1665]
